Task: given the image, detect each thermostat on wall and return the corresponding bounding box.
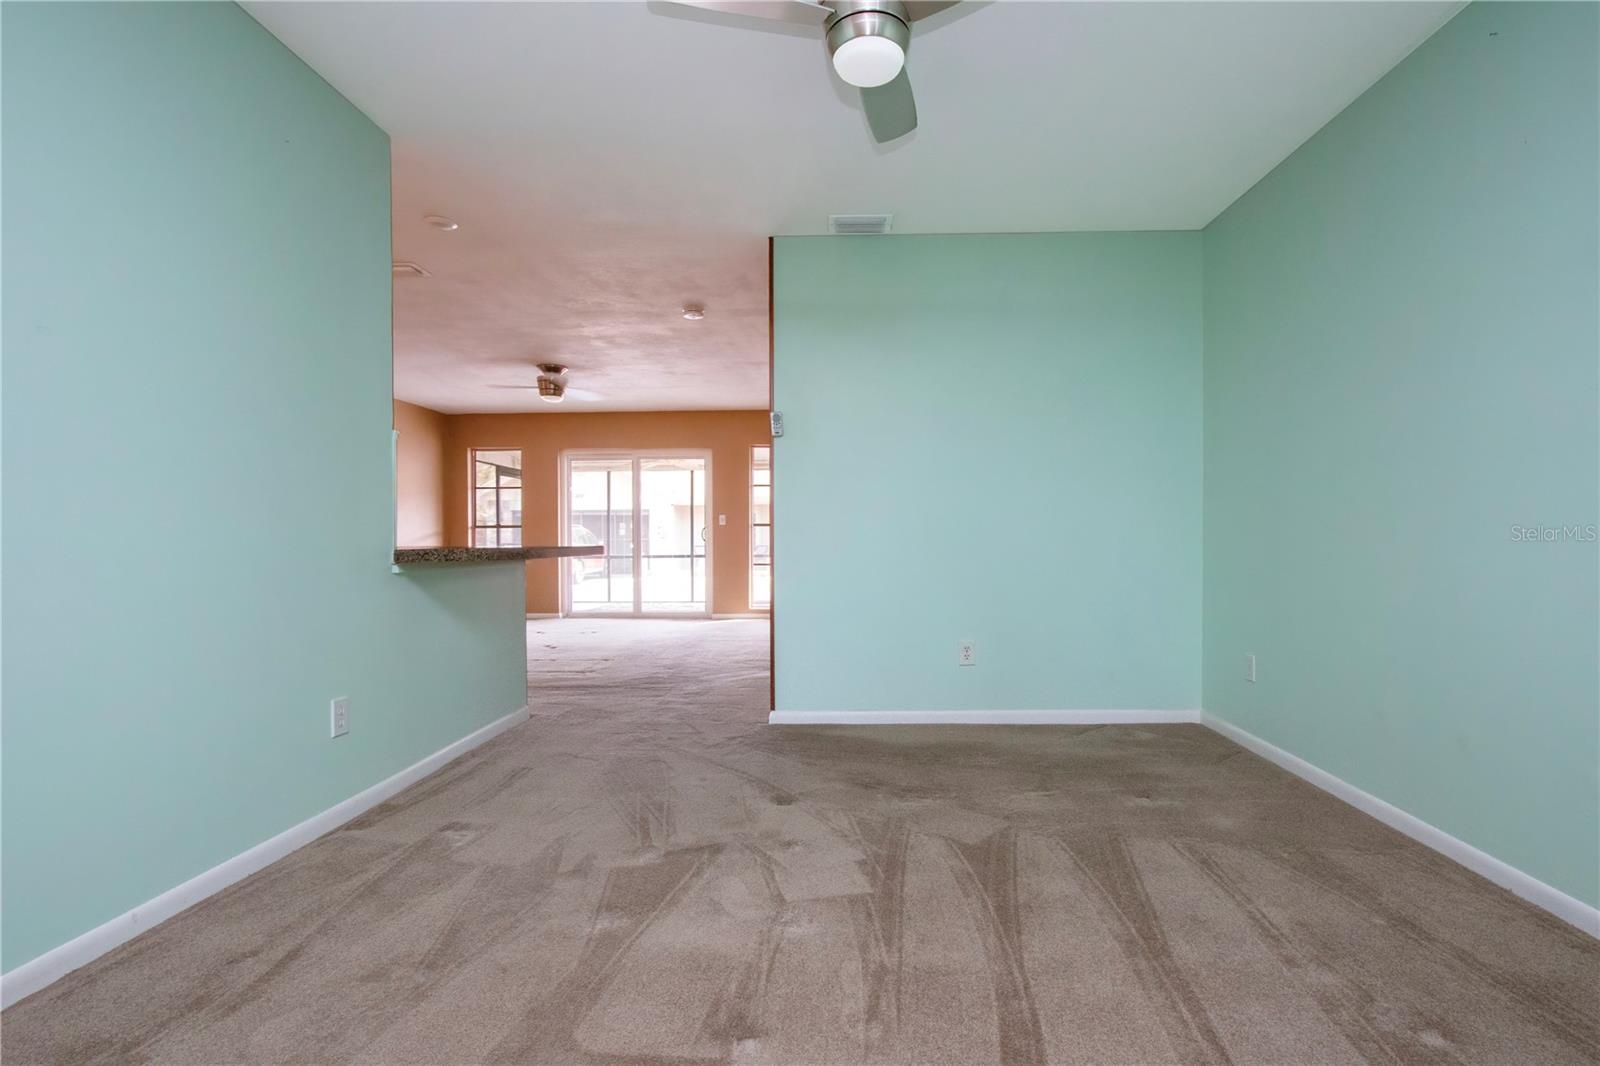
[770,411,784,438]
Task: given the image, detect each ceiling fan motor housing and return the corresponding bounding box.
[826,1,911,78]
[535,364,568,403]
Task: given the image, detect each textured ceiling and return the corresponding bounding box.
[246,1,1460,413]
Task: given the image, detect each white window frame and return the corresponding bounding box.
[750,445,771,611]
[470,447,523,547]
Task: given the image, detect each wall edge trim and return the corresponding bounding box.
[1201,712,1600,938]
[0,704,532,1008]
[767,709,1201,725]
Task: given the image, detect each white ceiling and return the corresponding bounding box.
[245,0,1459,414]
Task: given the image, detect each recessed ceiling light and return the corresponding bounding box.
[424,215,458,231]
[681,305,706,321]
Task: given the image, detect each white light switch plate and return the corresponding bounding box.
[330,697,350,738]
[958,640,976,667]
[1245,655,1256,683]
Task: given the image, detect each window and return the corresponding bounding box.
[472,449,522,547]
[750,446,771,609]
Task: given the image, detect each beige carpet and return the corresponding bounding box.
[4,618,1596,1065]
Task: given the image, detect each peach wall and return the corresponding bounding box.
[393,399,447,546]
[441,410,772,616]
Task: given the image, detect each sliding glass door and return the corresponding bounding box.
[567,458,635,613]
[639,457,708,612]
[564,452,709,616]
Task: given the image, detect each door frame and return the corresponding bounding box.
[767,236,776,711]
[558,448,714,619]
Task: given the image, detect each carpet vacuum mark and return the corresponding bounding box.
[4,620,1596,1065]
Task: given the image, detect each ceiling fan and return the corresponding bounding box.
[659,0,961,142]
[492,364,604,405]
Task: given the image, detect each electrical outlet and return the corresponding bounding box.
[330,697,350,738]
[1245,655,1257,683]
[718,514,727,526]
[958,640,976,667]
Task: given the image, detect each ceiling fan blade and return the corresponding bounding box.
[565,387,605,402]
[862,69,917,142]
[902,1,959,21]
[658,0,831,26]
[489,384,537,389]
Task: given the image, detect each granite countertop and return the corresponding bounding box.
[393,545,604,565]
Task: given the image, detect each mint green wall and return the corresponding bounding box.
[1203,1,1599,906]
[1,2,527,972]
[773,234,1202,712]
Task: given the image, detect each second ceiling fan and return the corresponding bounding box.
[660,1,960,142]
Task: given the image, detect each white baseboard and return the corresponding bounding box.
[525,613,560,620]
[768,709,1201,726]
[712,612,770,619]
[0,705,531,1009]
[1201,712,1600,939]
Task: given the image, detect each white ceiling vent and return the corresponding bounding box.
[828,214,893,235]
[392,261,431,278]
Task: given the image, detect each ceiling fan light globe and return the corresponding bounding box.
[826,7,911,88]
[832,35,904,88]
[539,392,564,405]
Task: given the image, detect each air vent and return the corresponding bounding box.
[828,214,893,235]
[392,261,431,278]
